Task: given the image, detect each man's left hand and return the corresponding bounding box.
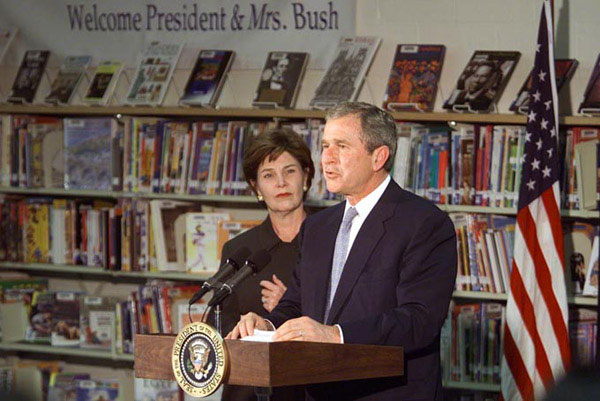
[272,316,341,343]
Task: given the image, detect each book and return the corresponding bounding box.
[184,212,231,273]
[76,380,119,401]
[216,220,262,260]
[126,42,182,106]
[582,234,599,296]
[0,27,17,63]
[253,51,308,109]
[25,291,54,343]
[7,50,50,103]
[45,55,92,104]
[134,378,181,401]
[48,373,90,401]
[443,50,521,112]
[575,139,599,210]
[180,50,234,107]
[150,200,202,271]
[579,53,600,112]
[83,61,123,105]
[63,118,116,191]
[382,44,446,112]
[564,221,596,295]
[51,291,81,347]
[310,36,381,109]
[80,296,117,351]
[510,59,578,112]
[25,116,63,188]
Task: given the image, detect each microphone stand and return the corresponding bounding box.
[214,304,222,336]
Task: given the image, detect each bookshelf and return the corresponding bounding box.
[0,342,134,362]
[3,104,600,127]
[443,380,501,392]
[1,106,599,398]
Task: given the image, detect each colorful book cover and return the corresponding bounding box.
[126,41,182,106]
[8,50,50,103]
[253,51,308,109]
[510,58,578,112]
[80,296,117,351]
[25,117,63,188]
[24,201,51,263]
[51,291,82,347]
[48,373,90,401]
[25,291,54,343]
[310,36,381,108]
[45,55,92,104]
[64,118,114,190]
[76,380,119,401]
[185,212,231,273]
[188,122,215,195]
[383,44,445,112]
[443,50,521,112]
[180,50,234,107]
[83,60,122,105]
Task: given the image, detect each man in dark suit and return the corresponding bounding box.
[228,102,457,401]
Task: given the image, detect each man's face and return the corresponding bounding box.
[467,65,493,93]
[321,115,377,201]
[275,59,288,74]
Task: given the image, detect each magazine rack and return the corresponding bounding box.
[386,102,426,113]
[134,334,403,396]
[579,108,600,116]
[452,103,498,114]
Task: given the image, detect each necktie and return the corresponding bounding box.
[324,206,358,322]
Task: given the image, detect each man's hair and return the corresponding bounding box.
[242,128,315,198]
[325,102,397,172]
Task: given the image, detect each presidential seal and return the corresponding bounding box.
[172,322,228,397]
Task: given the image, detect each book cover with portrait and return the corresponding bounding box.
[443,50,521,112]
[253,51,308,109]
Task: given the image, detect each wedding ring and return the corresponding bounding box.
[298,330,302,337]
[261,297,267,303]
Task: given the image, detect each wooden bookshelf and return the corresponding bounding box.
[3,186,597,217]
[443,380,501,392]
[3,104,600,126]
[0,342,134,362]
[0,262,210,281]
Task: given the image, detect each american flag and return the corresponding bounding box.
[501,1,571,400]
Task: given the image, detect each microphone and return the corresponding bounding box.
[188,246,251,305]
[207,249,272,307]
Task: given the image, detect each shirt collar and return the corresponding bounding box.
[344,175,391,218]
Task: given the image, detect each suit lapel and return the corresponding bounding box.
[325,183,399,325]
[307,204,344,323]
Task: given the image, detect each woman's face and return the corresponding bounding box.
[253,151,307,214]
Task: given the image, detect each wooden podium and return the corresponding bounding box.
[134,334,403,387]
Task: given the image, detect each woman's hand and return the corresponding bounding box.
[259,274,287,312]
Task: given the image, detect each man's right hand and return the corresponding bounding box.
[225,312,272,339]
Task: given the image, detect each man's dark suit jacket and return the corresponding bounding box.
[268,180,457,401]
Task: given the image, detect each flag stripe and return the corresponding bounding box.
[541,184,566,275]
[504,326,535,400]
[507,254,554,388]
[519,205,571,370]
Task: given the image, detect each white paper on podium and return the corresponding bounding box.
[240,329,275,343]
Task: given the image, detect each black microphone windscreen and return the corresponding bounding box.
[229,246,251,266]
[249,249,271,273]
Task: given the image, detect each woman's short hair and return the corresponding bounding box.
[243,128,315,197]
